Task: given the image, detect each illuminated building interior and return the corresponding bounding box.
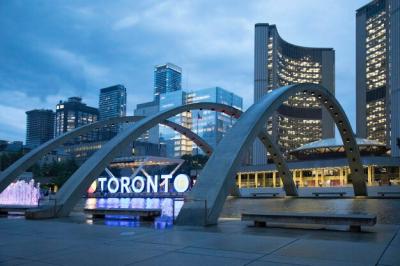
[254,24,335,162]
[270,32,329,155]
[239,138,399,187]
[364,4,388,144]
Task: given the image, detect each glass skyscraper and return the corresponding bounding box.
[154,63,182,101]
[99,85,127,120]
[25,109,54,149]
[158,87,243,158]
[99,84,127,139]
[136,63,243,158]
[356,0,400,157]
[159,90,191,157]
[253,23,335,164]
[187,87,243,151]
[134,100,160,144]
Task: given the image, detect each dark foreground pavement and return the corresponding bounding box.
[0,217,399,266]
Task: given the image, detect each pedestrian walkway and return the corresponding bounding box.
[0,217,399,265]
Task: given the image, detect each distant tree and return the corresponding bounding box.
[50,159,79,187]
[0,151,24,171]
[30,159,79,188]
[180,154,209,176]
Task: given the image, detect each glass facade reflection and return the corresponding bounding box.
[187,87,243,151]
[157,87,243,158]
[154,63,182,102]
[159,90,192,157]
[99,84,127,139]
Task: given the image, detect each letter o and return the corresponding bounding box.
[131,176,145,193]
[173,174,190,193]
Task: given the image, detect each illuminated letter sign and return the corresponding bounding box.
[96,174,190,194]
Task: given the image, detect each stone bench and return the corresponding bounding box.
[312,192,346,197]
[242,212,376,232]
[84,208,161,221]
[377,191,400,197]
[250,192,280,197]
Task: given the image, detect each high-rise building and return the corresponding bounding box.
[157,87,243,158]
[187,87,243,151]
[154,63,182,101]
[25,109,54,149]
[99,84,127,139]
[356,0,400,157]
[55,97,98,141]
[159,90,191,158]
[99,85,127,120]
[253,24,335,164]
[134,100,160,144]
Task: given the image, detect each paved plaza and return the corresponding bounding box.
[0,216,399,266]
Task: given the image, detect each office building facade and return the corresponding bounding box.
[55,97,98,141]
[99,85,127,120]
[187,87,243,151]
[356,0,400,157]
[253,23,335,164]
[25,109,54,149]
[159,90,191,157]
[154,63,182,101]
[99,84,127,139]
[134,100,160,144]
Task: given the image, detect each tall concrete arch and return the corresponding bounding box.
[26,101,299,218]
[0,116,213,193]
[176,83,367,226]
[26,103,242,218]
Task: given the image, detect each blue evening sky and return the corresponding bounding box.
[0,0,368,142]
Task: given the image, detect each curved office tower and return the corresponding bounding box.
[253,24,335,164]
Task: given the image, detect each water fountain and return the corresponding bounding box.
[0,179,41,206]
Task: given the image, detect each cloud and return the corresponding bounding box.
[0,105,26,132]
[46,47,110,84]
[0,0,369,143]
[113,15,140,30]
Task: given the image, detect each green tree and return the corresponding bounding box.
[0,151,24,171]
[180,154,209,176]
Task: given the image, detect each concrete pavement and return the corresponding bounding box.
[0,216,399,266]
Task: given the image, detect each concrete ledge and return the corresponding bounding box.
[84,208,161,221]
[25,206,57,219]
[242,211,377,232]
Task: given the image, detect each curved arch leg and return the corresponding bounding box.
[258,131,297,196]
[176,83,366,226]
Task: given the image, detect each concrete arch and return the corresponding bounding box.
[25,103,242,218]
[26,101,299,218]
[176,83,367,226]
[0,116,213,193]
